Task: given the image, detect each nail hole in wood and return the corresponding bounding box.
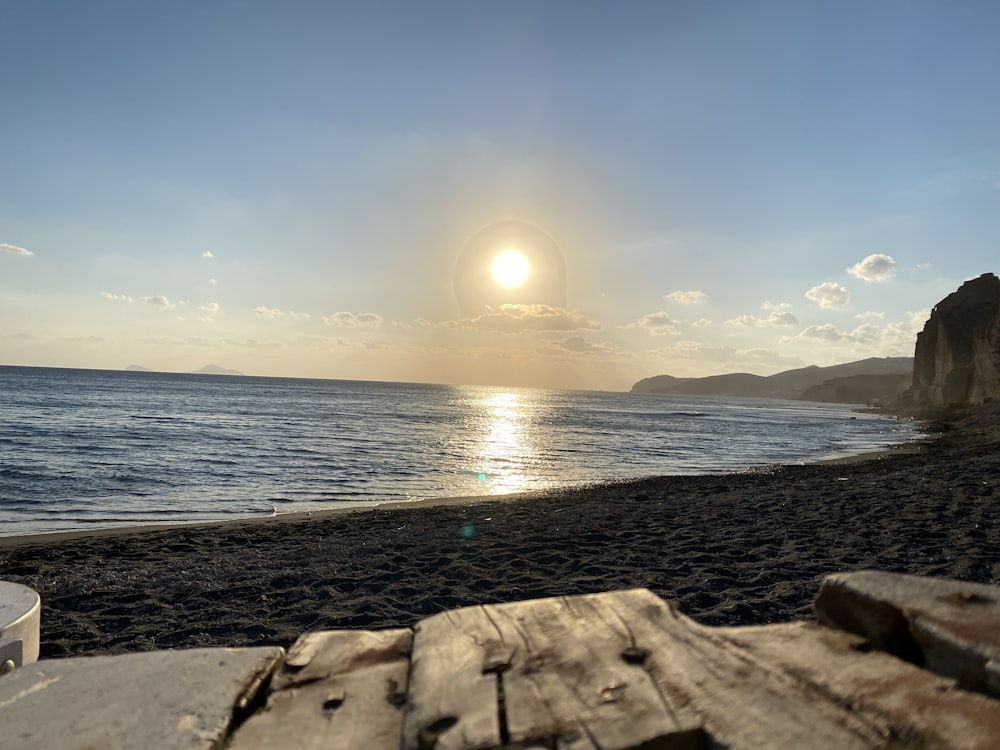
[322,697,344,712]
[418,716,459,749]
[621,645,649,666]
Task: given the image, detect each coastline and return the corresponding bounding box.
[0,424,927,549]
[1,419,995,659]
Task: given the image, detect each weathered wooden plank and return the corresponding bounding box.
[484,593,705,750]
[403,591,706,749]
[717,620,1000,750]
[609,589,898,749]
[402,606,505,750]
[228,629,412,750]
[0,646,282,750]
[814,570,1000,698]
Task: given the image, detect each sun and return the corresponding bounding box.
[491,249,530,289]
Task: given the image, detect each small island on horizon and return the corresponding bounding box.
[124,363,244,377]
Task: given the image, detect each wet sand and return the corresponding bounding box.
[2,417,998,659]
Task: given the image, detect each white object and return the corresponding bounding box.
[0,580,41,671]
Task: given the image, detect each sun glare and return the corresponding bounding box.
[491,249,530,289]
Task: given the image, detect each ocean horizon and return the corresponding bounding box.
[0,365,920,537]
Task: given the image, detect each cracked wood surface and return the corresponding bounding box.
[228,629,412,750]
[815,570,1000,699]
[1,572,1000,749]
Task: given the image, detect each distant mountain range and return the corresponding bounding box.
[124,364,243,376]
[630,357,913,404]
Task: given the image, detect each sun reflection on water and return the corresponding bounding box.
[467,389,542,495]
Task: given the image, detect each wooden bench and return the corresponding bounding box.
[1,571,998,749]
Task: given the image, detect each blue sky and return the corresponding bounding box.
[2,1,998,390]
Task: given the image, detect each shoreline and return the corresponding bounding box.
[0,434,928,550]
[3,419,995,659]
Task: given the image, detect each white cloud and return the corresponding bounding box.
[796,324,844,342]
[847,253,896,282]
[539,336,619,355]
[805,281,850,309]
[209,278,218,286]
[254,306,311,320]
[202,250,214,258]
[198,302,220,314]
[101,291,134,303]
[768,311,799,326]
[143,295,176,309]
[848,323,882,344]
[323,311,384,328]
[761,301,793,311]
[692,318,712,327]
[626,311,680,335]
[791,316,923,349]
[664,290,707,304]
[855,311,886,320]
[915,262,931,271]
[1,243,34,257]
[447,304,601,334]
[725,311,799,327]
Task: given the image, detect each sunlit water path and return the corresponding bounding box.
[0,366,920,536]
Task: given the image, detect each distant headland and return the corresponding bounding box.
[631,356,912,405]
[124,364,243,376]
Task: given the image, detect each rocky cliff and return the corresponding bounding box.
[906,272,1000,409]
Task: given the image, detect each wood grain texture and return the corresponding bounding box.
[403,591,704,750]
[229,629,412,750]
[814,570,1000,698]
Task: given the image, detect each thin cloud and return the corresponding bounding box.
[726,311,799,327]
[447,305,601,334]
[143,295,176,309]
[323,311,384,328]
[805,281,850,309]
[847,253,896,282]
[626,311,680,335]
[102,291,181,309]
[1,243,34,257]
[855,311,885,321]
[255,306,311,320]
[101,291,134,303]
[198,302,220,314]
[664,290,707,304]
[540,336,619,355]
[654,340,801,367]
[392,318,434,329]
[202,250,214,258]
[761,301,793,311]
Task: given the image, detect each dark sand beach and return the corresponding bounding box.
[2,413,998,659]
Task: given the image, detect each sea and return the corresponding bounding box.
[0,366,920,537]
